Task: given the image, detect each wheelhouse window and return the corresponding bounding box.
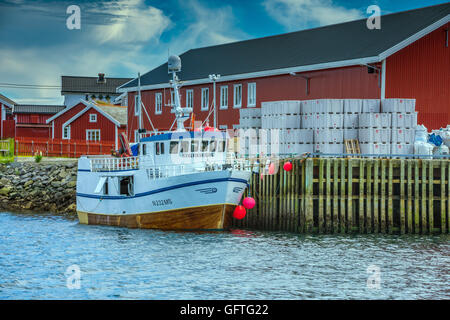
[155,92,162,114]
[62,125,71,139]
[89,114,97,122]
[180,140,189,153]
[210,138,217,152]
[86,129,100,141]
[234,84,242,108]
[201,140,209,152]
[220,86,228,109]
[186,89,194,109]
[170,141,179,154]
[155,142,165,155]
[201,88,209,111]
[217,140,226,152]
[191,140,199,152]
[248,82,256,107]
[142,143,147,155]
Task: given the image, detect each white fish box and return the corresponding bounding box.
[358,128,391,143]
[321,99,344,113]
[343,99,363,113]
[360,142,390,155]
[344,128,359,140]
[391,143,413,155]
[278,114,301,129]
[382,99,416,113]
[283,129,313,143]
[295,143,314,154]
[314,143,344,154]
[282,101,302,114]
[391,112,418,128]
[362,99,381,113]
[314,128,344,143]
[261,102,279,116]
[359,113,391,128]
[327,113,344,128]
[391,128,415,144]
[344,113,359,128]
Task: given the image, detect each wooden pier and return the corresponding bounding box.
[233,158,449,234]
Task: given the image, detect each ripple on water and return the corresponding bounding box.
[0,211,448,299]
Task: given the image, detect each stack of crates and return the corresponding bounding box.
[237,108,261,156]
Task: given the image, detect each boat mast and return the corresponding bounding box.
[137,72,142,142]
[168,55,192,131]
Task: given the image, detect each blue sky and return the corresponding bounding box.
[0,0,448,104]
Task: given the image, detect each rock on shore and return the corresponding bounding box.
[0,161,77,215]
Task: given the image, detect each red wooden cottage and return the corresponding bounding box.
[0,93,15,138]
[118,3,450,141]
[13,104,66,139]
[46,100,127,149]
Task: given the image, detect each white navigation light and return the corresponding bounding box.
[168,55,181,73]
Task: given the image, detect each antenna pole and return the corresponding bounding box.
[137,72,142,142]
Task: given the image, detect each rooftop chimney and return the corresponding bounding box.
[97,73,106,83]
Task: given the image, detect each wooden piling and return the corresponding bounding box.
[333,159,339,233]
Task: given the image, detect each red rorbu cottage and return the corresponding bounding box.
[46,100,127,150]
[13,104,66,139]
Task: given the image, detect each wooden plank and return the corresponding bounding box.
[373,159,379,233]
[388,160,394,234]
[400,160,406,235]
[259,161,263,230]
[380,159,386,233]
[366,160,372,233]
[359,159,365,233]
[318,159,324,233]
[407,160,413,234]
[340,159,346,233]
[278,167,284,231]
[441,160,446,234]
[333,159,339,233]
[421,160,427,235]
[293,159,300,233]
[414,160,420,234]
[428,160,434,234]
[326,159,332,233]
[304,159,314,233]
[347,159,353,233]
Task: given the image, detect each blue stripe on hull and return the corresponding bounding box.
[77,177,248,200]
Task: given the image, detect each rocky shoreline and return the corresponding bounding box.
[0,160,77,215]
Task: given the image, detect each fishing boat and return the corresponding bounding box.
[76,55,252,230]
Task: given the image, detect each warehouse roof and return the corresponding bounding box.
[13,104,66,114]
[120,3,450,91]
[62,76,132,95]
[0,93,16,107]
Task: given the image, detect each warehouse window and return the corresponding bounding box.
[220,86,228,109]
[155,92,162,114]
[186,90,194,109]
[248,83,256,107]
[201,88,209,111]
[62,125,71,140]
[134,95,140,116]
[89,114,97,122]
[234,84,242,108]
[86,129,101,142]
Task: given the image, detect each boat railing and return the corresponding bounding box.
[90,156,139,172]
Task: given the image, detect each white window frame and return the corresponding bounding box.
[186,89,194,109]
[233,84,242,108]
[89,114,97,122]
[86,129,101,142]
[155,92,162,114]
[201,88,209,111]
[247,82,256,107]
[134,95,140,116]
[220,86,228,110]
[62,125,71,140]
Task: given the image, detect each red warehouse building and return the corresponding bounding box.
[0,93,15,138]
[46,100,127,149]
[118,3,450,141]
[13,104,66,139]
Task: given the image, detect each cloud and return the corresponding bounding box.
[263,0,363,31]
[89,0,171,44]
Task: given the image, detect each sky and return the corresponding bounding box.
[0,0,448,104]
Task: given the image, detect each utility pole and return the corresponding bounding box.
[209,74,221,128]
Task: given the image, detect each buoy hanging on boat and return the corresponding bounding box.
[283,161,293,172]
[233,205,247,219]
[268,163,275,175]
[242,197,255,209]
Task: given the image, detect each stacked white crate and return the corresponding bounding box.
[238,108,261,155]
[382,99,417,155]
[261,101,312,155]
[302,99,344,154]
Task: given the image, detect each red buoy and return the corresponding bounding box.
[233,205,247,219]
[283,161,293,172]
[268,163,275,175]
[242,197,255,209]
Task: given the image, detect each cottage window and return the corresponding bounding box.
[155,92,162,114]
[186,90,194,109]
[248,83,256,107]
[234,84,242,108]
[220,86,228,109]
[63,125,71,139]
[89,114,97,122]
[201,88,209,111]
[86,129,100,142]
